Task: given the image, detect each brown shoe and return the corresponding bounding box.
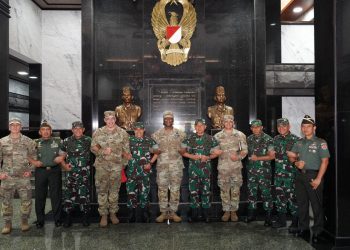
[221,211,230,222]
[156,213,167,223]
[99,215,108,228]
[170,212,182,223]
[2,222,12,234]
[230,211,238,222]
[21,218,30,232]
[110,213,119,225]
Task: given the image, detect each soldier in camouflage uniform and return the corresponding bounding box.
[59,121,92,227]
[214,115,248,222]
[180,119,220,222]
[91,111,131,227]
[151,111,186,223]
[246,119,274,226]
[272,118,299,232]
[127,122,159,222]
[0,118,36,234]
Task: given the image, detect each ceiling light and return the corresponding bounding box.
[17,71,28,75]
[293,7,303,13]
[29,76,38,79]
[270,23,276,26]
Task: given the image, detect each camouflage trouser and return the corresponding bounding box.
[218,167,242,212]
[126,166,150,209]
[189,165,211,209]
[63,166,90,213]
[247,167,272,211]
[156,163,183,213]
[95,165,122,215]
[1,177,32,222]
[274,172,298,215]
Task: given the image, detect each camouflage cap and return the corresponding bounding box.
[223,115,234,122]
[194,118,206,125]
[40,120,52,129]
[133,122,145,129]
[104,110,115,118]
[277,118,289,126]
[163,110,174,119]
[301,115,315,125]
[9,117,22,125]
[72,121,84,128]
[250,119,262,127]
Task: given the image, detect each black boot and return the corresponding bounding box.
[272,212,287,228]
[128,208,136,223]
[202,208,210,223]
[288,215,299,234]
[141,207,150,223]
[63,213,72,228]
[264,211,272,227]
[188,208,198,223]
[82,212,90,227]
[245,209,256,223]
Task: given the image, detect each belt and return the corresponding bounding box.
[300,169,318,174]
[39,166,58,170]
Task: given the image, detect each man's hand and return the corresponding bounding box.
[200,155,209,162]
[63,163,72,171]
[0,173,8,180]
[250,154,258,161]
[310,178,321,190]
[122,152,132,160]
[295,160,305,170]
[32,160,43,168]
[230,153,240,161]
[144,163,151,172]
[23,171,32,178]
[104,147,112,155]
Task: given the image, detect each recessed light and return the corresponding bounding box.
[270,23,276,26]
[293,7,303,13]
[29,76,38,79]
[17,71,28,75]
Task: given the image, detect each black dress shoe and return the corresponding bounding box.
[55,221,62,227]
[297,229,311,242]
[63,215,72,228]
[82,213,90,227]
[36,221,44,229]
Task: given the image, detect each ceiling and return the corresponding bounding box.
[31,0,81,10]
[281,0,314,23]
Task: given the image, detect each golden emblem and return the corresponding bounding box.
[151,0,197,66]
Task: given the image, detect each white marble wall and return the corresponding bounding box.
[42,11,81,129]
[282,97,315,137]
[281,25,314,64]
[9,0,42,63]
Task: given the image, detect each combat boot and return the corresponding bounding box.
[21,218,30,232]
[221,211,230,222]
[264,210,272,227]
[230,211,239,222]
[141,207,150,223]
[202,208,210,223]
[272,212,287,228]
[110,213,119,225]
[170,212,182,223]
[82,212,90,227]
[188,208,198,223]
[156,212,167,223]
[245,209,256,223]
[128,208,136,223]
[2,221,12,234]
[288,215,299,234]
[99,215,108,228]
[63,213,72,228]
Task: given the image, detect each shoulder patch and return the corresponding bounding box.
[321,143,328,150]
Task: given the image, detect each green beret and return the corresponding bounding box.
[277,118,289,126]
[301,115,315,125]
[195,118,206,125]
[72,121,84,128]
[250,119,262,127]
[133,122,145,129]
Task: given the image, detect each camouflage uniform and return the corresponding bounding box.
[0,134,36,222]
[247,132,274,211]
[214,129,248,212]
[91,125,130,216]
[60,135,92,213]
[126,135,158,208]
[151,128,186,213]
[181,133,219,209]
[273,132,299,215]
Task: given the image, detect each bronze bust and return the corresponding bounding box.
[115,87,142,130]
[207,86,234,129]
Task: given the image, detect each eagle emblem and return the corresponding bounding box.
[151,0,197,66]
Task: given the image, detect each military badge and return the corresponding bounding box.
[151,0,197,66]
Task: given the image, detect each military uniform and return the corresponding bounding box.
[0,134,36,225]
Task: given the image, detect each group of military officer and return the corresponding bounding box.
[0,110,330,244]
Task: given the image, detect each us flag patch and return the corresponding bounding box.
[321,143,328,150]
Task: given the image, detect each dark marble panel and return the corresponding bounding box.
[265,0,281,64]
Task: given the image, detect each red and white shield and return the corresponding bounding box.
[166,26,182,44]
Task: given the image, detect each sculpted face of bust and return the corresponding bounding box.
[122,87,133,105]
[214,86,226,104]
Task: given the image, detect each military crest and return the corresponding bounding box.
[151,0,197,66]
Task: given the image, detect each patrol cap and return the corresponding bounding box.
[301,115,315,125]
[9,117,22,125]
[40,120,52,129]
[194,118,206,125]
[72,121,84,128]
[163,111,174,119]
[104,110,115,118]
[223,115,234,122]
[133,122,145,129]
[250,119,262,127]
[277,118,289,126]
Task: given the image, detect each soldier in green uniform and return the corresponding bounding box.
[126,122,159,222]
[59,121,92,227]
[288,115,330,243]
[91,111,131,227]
[180,119,220,222]
[0,118,36,234]
[245,119,274,226]
[31,120,65,228]
[272,118,299,232]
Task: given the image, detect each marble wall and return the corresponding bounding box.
[42,11,81,129]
